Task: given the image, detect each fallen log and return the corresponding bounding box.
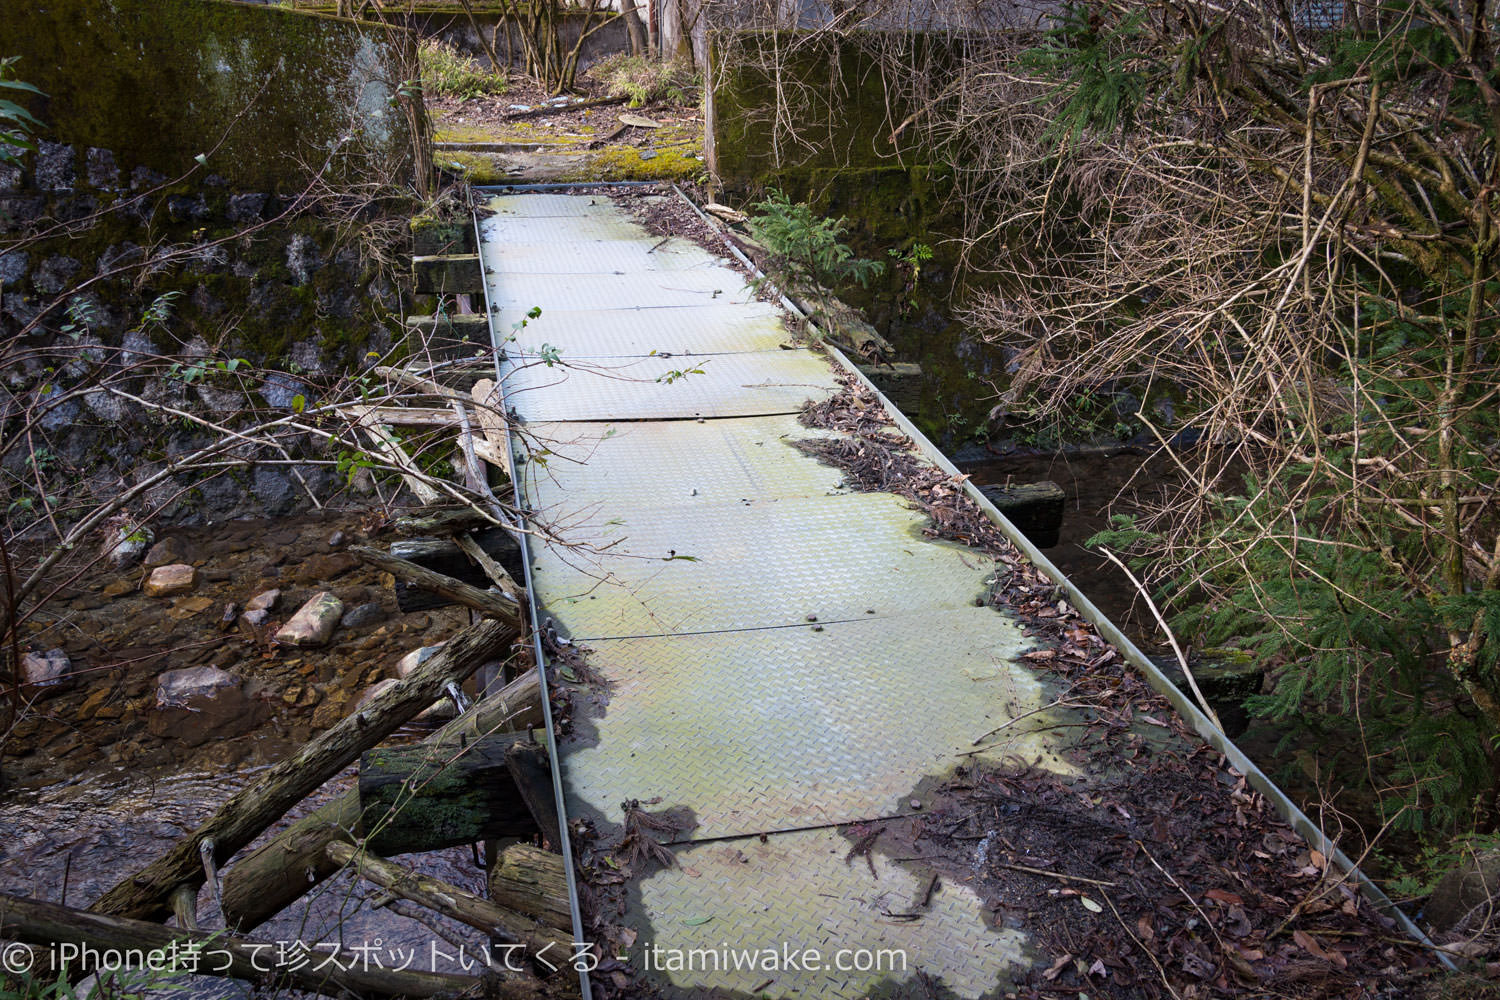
[0,893,480,999]
[489,844,571,932]
[394,506,499,536]
[391,530,524,613]
[353,545,523,629]
[325,842,571,957]
[220,668,545,933]
[90,620,515,923]
[359,733,533,856]
[506,743,562,851]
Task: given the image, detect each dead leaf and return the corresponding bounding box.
[1136,914,1155,943]
[1292,930,1347,968]
[681,865,701,878]
[1088,958,1108,978]
[1042,953,1073,981]
[1206,888,1244,906]
[1141,715,1169,727]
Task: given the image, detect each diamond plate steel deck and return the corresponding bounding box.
[519,416,846,511]
[483,192,628,218]
[498,351,840,422]
[531,491,998,639]
[561,607,1067,840]
[486,270,756,312]
[498,303,794,358]
[632,827,1033,999]
[483,192,1049,998]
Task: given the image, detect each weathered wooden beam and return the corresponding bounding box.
[220,668,545,933]
[978,481,1066,549]
[89,620,514,923]
[1,893,481,999]
[471,379,512,479]
[506,742,562,852]
[359,733,533,856]
[413,253,482,295]
[489,844,571,932]
[353,545,524,628]
[325,842,570,956]
[411,216,477,256]
[340,404,460,428]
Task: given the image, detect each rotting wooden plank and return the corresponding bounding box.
[353,545,524,628]
[341,404,460,428]
[471,378,513,479]
[490,844,571,932]
[358,733,533,855]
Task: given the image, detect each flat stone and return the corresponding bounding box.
[101,579,135,599]
[293,552,358,584]
[246,590,282,614]
[144,535,193,568]
[166,595,217,620]
[394,642,445,679]
[246,589,280,612]
[21,648,73,693]
[144,563,196,598]
[340,602,385,630]
[149,665,266,745]
[274,591,344,647]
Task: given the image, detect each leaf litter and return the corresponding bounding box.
[798,374,1441,998]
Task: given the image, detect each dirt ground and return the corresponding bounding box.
[428,79,706,185]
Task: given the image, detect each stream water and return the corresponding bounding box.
[0,512,497,989]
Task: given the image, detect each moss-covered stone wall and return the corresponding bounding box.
[0,0,424,192]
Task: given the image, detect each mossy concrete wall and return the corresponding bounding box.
[0,1,428,522]
[0,0,425,192]
[707,31,1001,444]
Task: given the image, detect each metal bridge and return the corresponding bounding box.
[474,185,1434,998]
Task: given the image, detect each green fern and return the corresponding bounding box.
[747,189,884,295]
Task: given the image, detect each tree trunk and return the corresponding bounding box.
[489,844,571,931]
[359,733,535,856]
[622,0,646,56]
[220,667,545,933]
[353,545,524,628]
[90,620,515,922]
[325,842,571,957]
